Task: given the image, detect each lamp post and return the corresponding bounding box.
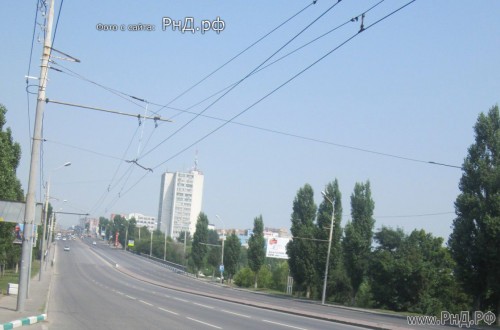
[163,226,167,261]
[216,215,225,284]
[321,190,335,305]
[39,161,71,281]
[47,204,64,249]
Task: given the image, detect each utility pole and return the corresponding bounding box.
[17,0,55,312]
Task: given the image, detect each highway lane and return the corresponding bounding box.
[47,239,372,329]
[87,238,438,330]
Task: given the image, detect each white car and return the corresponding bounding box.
[63,246,70,251]
[92,241,97,245]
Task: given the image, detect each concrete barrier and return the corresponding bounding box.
[7,283,18,295]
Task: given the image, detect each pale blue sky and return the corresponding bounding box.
[1,1,499,240]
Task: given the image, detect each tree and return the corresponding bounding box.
[223,231,241,283]
[343,181,375,303]
[206,228,221,277]
[176,230,191,245]
[371,227,469,315]
[191,212,209,275]
[449,105,500,324]
[247,215,266,288]
[315,179,343,302]
[0,104,24,201]
[287,184,317,298]
[0,104,24,272]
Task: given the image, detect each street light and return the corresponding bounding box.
[150,224,156,257]
[216,215,225,284]
[39,161,71,281]
[321,190,335,305]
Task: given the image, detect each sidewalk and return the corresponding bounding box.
[0,243,55,329]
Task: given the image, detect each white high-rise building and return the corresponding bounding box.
[157,170,204,239]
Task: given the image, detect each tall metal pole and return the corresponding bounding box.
[17,0,55,312]
[321,191,335,305]
[45,213,54,271]
[163,229,167,261]
[183,229,187,265]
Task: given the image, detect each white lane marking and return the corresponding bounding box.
[116,291,124,295]
[125,295,136,300]
[193,302,215,309]
[186,317,222,329]
[140,300,153,306]
[173,297,188,302]
[221,309,251,318]
[158,307,179,315]
[262,319,308,330]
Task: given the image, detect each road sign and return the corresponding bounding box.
[219,264,224,273]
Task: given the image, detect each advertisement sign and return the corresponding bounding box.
[265,237,291,259]
[13,223,37,246]
[128,239,135,247]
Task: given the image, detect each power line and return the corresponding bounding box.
[140,0,345,160]
[44,138,125,161]
[151,0,420,171]
[106,0,422,206]
[374,211,454,219]
[150,1,317,117]
[25,0,42,153]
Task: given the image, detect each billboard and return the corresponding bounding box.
[13,223,38,246]
[265,237,291,259]
[0,200,43,225]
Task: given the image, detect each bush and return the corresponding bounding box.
[257,266,272,289]
[271,261,289,292]
[234,267,254,288]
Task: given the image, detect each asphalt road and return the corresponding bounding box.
[46,239,374,329]
[85,238,446,330]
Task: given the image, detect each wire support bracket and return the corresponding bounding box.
[45,98,173,123]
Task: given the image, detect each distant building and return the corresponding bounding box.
[157,169,204,239]
[128,213,156,232]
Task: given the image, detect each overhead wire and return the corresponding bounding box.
[112,0,422,204]
[139,0,346,160]
[150,1,317,117]
[47,1,321,216]
[25,0,42,154]
[151,0,420,171]
[45,1,458,216]
[146,0,386,129]
[46,1,459,170]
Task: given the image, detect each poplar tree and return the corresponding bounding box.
[449,105,500,324]
[287,184,317,298]
[316,179,343,301]
[343,181,375,302]
[247,215,266,288]
[191,212,209,276]
[224,232,241,283]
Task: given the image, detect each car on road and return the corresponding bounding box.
[92,241,97,245]
[63,246,70,251]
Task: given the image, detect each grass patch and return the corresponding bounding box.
[0,269,19,295]
[0,259,41,296]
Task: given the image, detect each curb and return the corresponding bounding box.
[0,314,47,330]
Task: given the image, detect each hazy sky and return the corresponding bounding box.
[2,1,499,240]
